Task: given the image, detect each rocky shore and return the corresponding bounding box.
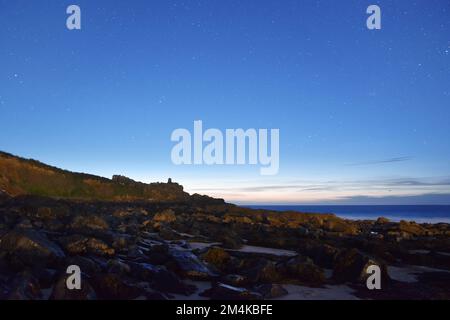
[0,191,449,300]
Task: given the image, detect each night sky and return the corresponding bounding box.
[0,0,449,204]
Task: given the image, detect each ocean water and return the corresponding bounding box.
[245,205,450,224]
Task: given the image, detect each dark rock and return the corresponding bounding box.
[221,274,249,287]
[0,229,65,268]
[202,247,231,270]
[129,262,195,295]
[333,249,390,285]
[106,259,130,275]
[91,273,143,300]
[242,259,283,284]
[167,249,217,280]
[5,272,41,300]
[282,255,326,285]
[65,256,102,276]
[255,284,288,299]
[146,244,171,264]
[49,275,97,300]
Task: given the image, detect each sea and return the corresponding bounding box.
[245,205,450,224]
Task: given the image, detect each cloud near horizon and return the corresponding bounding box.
[186,176,450,205]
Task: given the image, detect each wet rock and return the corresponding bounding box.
[167,249,217,280]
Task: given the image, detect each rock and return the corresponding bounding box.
[70,215,110,232]
[0,229,65,268]
[322,218,359,235]
[106,259,130,275]
[241,259,283,284]
[376,217,390,224]
[200,283,262,300]
[61,235,115,256]
[332,249,390,285]
[282,255,326,285]
[15,219,33,229]
[32,268,58,289]
[145,243,171,265]
[129,262,195,295]
[0,189,10,203]
[5,272,41,300]
[255,284,288,299]
[91,273,143,300]
[221,274,249,287]
[167,249,217,280]
[398,220,427,237]
[202,247,230,270]
[65,256,102,276]
[302,243,340,269]
[216,231,243,249]
[153,209,176,223]
[49,276,96,300]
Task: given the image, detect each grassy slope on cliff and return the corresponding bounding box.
[0,151,188,201]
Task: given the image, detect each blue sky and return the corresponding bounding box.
[0,0,449,204]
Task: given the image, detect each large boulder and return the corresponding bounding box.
[281,255,325,285]
[297,241,340,268]
[167,249,217,280]
[202,247,231,270]
[129,262,195,295]
[0,229,65,268]
[332,249,390,285]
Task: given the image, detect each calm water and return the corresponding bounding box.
[245,205,450,224]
